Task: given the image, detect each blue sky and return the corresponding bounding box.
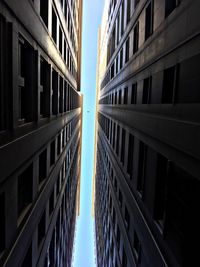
[72,1,105,267]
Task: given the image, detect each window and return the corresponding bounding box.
[59,27,63,54]
[131,83,137,104]
[115,55,119,74]
[120,128,126,165]
[125,37,130,63]
[18,36,35,123]
[21,243,32,267]
[116,225,120,247]
[52,69,58,115]
[111,63,115,79]
[121,1,125,36]
[125,206,130,230]
[162,65,178,103]
[118,189,123,207]
[135,0,140,8]
[38,210,46,247]
[0,15,7,131]
[57,134,61,156]
[0,193,5,253]
[52,7,57,44]
[122,247,127,267]
[165,0,178,18]
[133,22,139,54]
[126,0,131,24]
[127,133,134,179]
[118,90,122,104]
[39,149,47,184]
[64,81,67,112]
[18,164,33,218]
[154,154,169,229]
[120,48,123,69]
[40,57,50,117]
[59,76,63,113]
[49,190,54,215]
[142,76,152,104]
[50,140,55,166]
[116,125,120,156]
[137,142,147,195]
[145,1,153,40]
[124,87,128,104]
[133,231,141,262]
[40,0,48,28]
[64,40,67,62]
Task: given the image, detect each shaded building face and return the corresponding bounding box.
[0,0,82,266]
[95,0,200,267]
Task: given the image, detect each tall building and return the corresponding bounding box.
[0,0,82,266]
[95,0,200,266]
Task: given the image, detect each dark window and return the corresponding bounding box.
[50,140,55,166]
[0,15,9,131]
[52,69,58,115]
[165,0,177,18]
[52,8,57,44]
[120,128,126,165]
[125,206,130,230]
[133,22,139,54]
[18,36,35,123]
[57,134,61,156]
[49,190,54,215]
[49,230,55,266]
[116,225,120,247]
[64,81,67,112]
[59,27,63,54]
[18,164,33,218]
[38,211,46,247]
[162,65,177,103]
[21,243,32,267]
[127,133,134,179]
[0,193,5,253]
[134,231,141,262]
[115,55,118,74]
[121,1,125,36]
[126,0,131,24]
[145,1,153,40]
[142,76,152,104]
[39,149,47,184]
[40,57,50,117]
[131,83,137,104]
[59,76,63,113]
[111,63,115,79]
[124,87,128,104]
[122,247,127,267]
[137,142,147,195]
[116,125,120,156]
[64,40,67,62]
[118,90,122,104]
[135,0,140,8]
[154,154,169,228]
[40,0,48,27]
[120,48,123,69]
[118,189,123,207]
[125,37,130,63]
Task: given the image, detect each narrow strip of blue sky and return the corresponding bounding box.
[72,1,105,267]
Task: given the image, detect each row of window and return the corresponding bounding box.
[0,116,80,255]
[102,0,179,90]
[100,53,200,106]
[40,0,77,65]
[0,14,81,132]
[98,113,200,265]
[17,144,79,267]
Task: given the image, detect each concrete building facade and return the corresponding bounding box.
[95,0,200,266]
[0,0,82,266]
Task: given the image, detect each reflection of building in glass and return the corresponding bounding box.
[94,0,200,266]
[0,0,82,266]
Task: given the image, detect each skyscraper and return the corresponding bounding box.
[0,0,82,266]
[95,0,200,266]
